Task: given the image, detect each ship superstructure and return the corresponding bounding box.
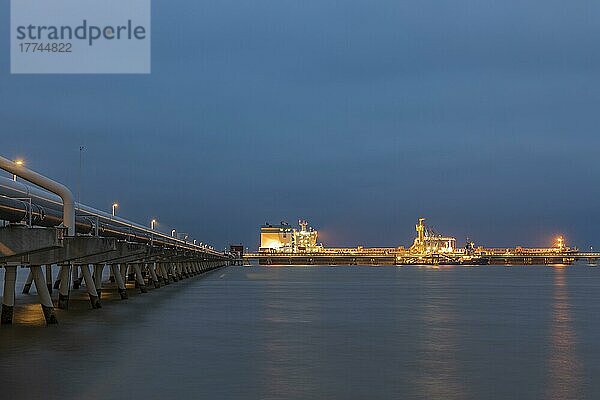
[409,218,456,254]
[260,220,322,253]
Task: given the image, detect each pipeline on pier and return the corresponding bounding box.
[0,163,232,325]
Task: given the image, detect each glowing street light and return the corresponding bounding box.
[13,159,24,181]
[171,229,177,238]
[149,219,157,246]
[112,202,119,217]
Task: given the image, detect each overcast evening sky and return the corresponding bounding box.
[1,1,600,250]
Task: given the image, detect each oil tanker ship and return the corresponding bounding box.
[244,218,583,266]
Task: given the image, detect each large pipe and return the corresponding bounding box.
[0,195,93,232]
[0,176,226,257]
[0,156,75,236]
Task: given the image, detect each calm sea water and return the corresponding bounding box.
[0,265,599,400]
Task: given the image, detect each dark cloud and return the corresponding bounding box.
[1,0,599,249]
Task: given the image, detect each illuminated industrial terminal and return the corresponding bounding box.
[245,218,599,266]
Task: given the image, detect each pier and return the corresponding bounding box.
[245,250,600,266]
[0,156,231,325]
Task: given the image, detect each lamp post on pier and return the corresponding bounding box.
[13,159,24,181]
[151,219,157,245]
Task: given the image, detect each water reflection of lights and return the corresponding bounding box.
[416,296,467,399]
[16,303,47,326]
[260,288,320,398]
[546,268,583,399]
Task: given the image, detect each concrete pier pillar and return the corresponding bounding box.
[133,264,147,293]
[120,264,128,283]
[166,263,172,282]
[160,263,170,285]
[127,264,136,283]
[155,262,164,283]
[93,264,104,299]
[149,262,160,288]
[31,266,58,324]
[111,264,128,299]
[182,263,188,278]
[72,265,82,289]
[170,263,177,281]
[45,265,53,293]
[80,265,101,309]
[58,264,71,310]
[170,263,179,281]
[22,269,34,294]
[143,264,150,285]
[2,266,17,324]
[169,263,175,280]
